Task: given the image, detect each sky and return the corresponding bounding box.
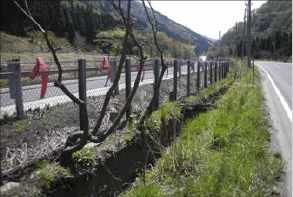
[149,1,266,40]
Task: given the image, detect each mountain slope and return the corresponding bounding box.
[1,0,212,55]
[84,1,212,54]
[208,0,292,60]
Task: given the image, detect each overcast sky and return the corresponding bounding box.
[149,1,266,40]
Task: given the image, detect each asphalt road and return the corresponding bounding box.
[0,64,193,116]
[256,61,292,197]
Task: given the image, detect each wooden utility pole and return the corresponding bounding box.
[234,22,238,56]
[219,31,222,59]
[241,7,247,60]
[247,0,251,67]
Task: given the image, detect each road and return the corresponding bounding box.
[256,61,292,197]
[0,64,192,116]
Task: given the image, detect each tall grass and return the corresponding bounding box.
[123,60,283,197]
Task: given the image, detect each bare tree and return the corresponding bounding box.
[13,0,167,165]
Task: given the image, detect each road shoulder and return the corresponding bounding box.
[259,66,292,197]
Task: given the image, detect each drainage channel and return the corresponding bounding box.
[47,86,230,197]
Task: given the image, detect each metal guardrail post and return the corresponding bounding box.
[173,59,178,100]
[153,58,160,110]
[8,59,24,119]
[204,61,208,88]
[110,60,119,96]
[125,58,131,119]
[187,60,191,96]
[196,61,201,90]
[78,59,87,130]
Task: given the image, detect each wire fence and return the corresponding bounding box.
[0,57,230,120]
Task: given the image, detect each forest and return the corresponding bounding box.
[207,0,292,61]
[0,0,209,58]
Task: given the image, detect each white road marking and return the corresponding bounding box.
[0,75,169,116]
[258,64,292,122]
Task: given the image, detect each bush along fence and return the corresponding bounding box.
[0,57,230,119]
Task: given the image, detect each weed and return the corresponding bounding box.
[123,60,283,196]
[13,119,30,133]
[125,117,139,141]
[72,147,97,174]
[37,161,67,190]
[146,102,181,131]
[52,109,62,116]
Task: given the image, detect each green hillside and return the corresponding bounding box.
[0,0,212,58]
[207,0,292,61]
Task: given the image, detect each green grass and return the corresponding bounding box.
[13,119,30,133]
[72,146,97,175]
[123,60,283,196]
[146,101,182,130]
[36,161,70,190]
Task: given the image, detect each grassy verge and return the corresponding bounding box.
[123,61,283,196]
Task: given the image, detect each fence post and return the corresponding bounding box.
[204,61,208,88]
[214,61,218,82]
[125,58,132,119]
[222,62,225,79]
[223,62,226,78]
[154,58,160,110]
[224,62,226,78]
[187,60,191,96]
[209,61,213,85]
[110,60,119,95]
[8,59,24,119]
[196,61,201,90]
[173,59,178,100]
[178,60,182,77]
[219,62,222,81]
[78,59,87,130]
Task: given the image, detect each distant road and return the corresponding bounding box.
[256,61,292,197]
[0,64,191,116]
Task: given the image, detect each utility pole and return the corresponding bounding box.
[218,31,222,59]
[241,5,247,60]
[247,0,251,67]
[234,22,238,56]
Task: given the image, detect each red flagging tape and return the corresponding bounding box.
[28,57,48,99]
[98,56,111,87]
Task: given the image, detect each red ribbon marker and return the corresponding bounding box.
[98,56,111,87]
[28,57,48,99]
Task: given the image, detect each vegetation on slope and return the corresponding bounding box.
[95,28,195,58]
[1,0,212,57]
[207,0,292,61]
[123,59,283,196]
